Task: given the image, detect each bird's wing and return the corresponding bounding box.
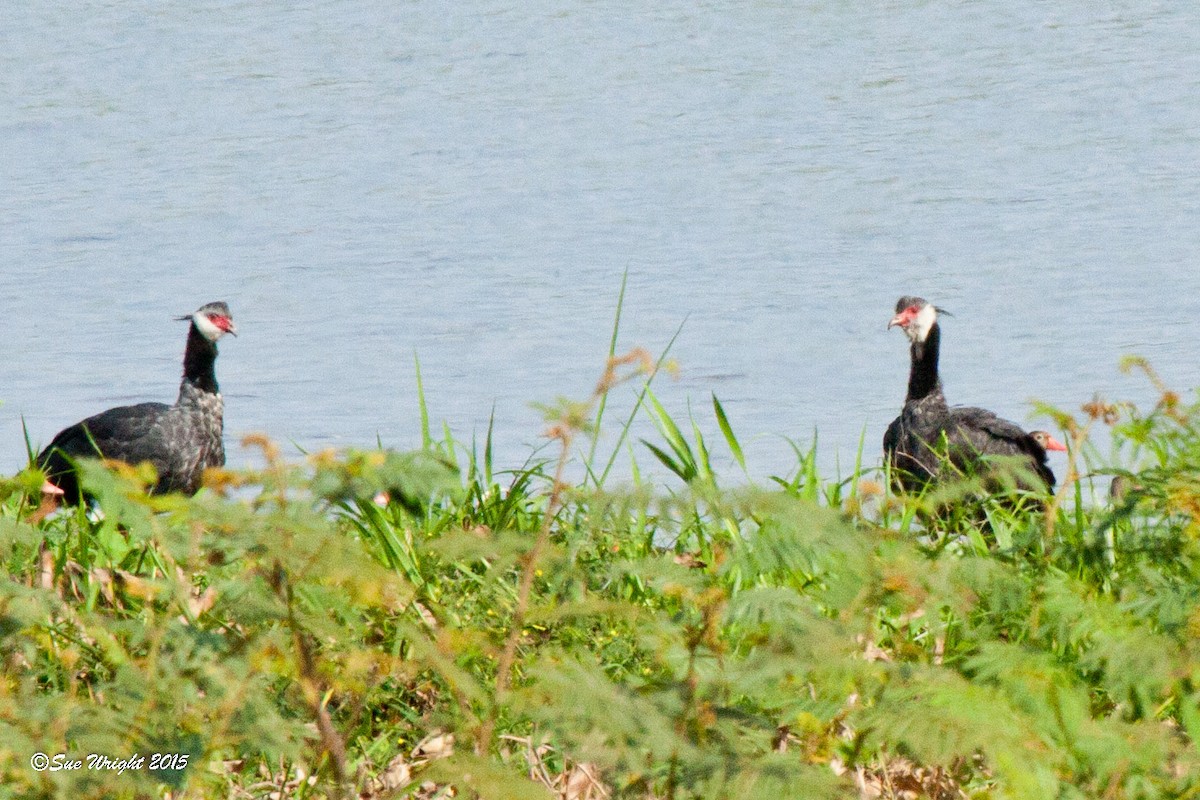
[883,415,902,456]
[947,406,1039,455]
[947,405,1055,488]
[41,403,174,467]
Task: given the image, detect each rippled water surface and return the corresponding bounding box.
[4,3,1200,480]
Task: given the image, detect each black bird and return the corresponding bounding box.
[882,296,1064,493]
[38,301,237,503]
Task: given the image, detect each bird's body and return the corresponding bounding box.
[38,302,236,503]
[884,401,1058,493]
[883,296,1062,493]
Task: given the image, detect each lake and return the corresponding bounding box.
[4,2,1199,483]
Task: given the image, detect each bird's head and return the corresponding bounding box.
[181,301,237,342]
[888,296,941,344]
[1030,430,1068,452]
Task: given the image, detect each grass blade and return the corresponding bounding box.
[712,393,746,475]
[584,268,629,483]
[595,317,686,486]
[415,351,432,451]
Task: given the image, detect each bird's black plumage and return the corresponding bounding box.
[883,296,1056,493]
[38,301,236,503]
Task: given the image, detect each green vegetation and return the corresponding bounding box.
[5,335,1200,798]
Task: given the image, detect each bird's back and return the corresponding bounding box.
[946,406,1055,490]
[884,403,1055,492]
[38,400,222,499]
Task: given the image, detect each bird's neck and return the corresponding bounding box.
[906,322,944,403]
[180,325,220,398]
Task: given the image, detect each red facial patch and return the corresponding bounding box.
[209,315,233,332]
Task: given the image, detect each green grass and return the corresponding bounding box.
[5,343,1200,799]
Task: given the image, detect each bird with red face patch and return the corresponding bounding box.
[38,301,237,504]
[883,295,1063,493]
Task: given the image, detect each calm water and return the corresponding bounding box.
[3,2,1200,482]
